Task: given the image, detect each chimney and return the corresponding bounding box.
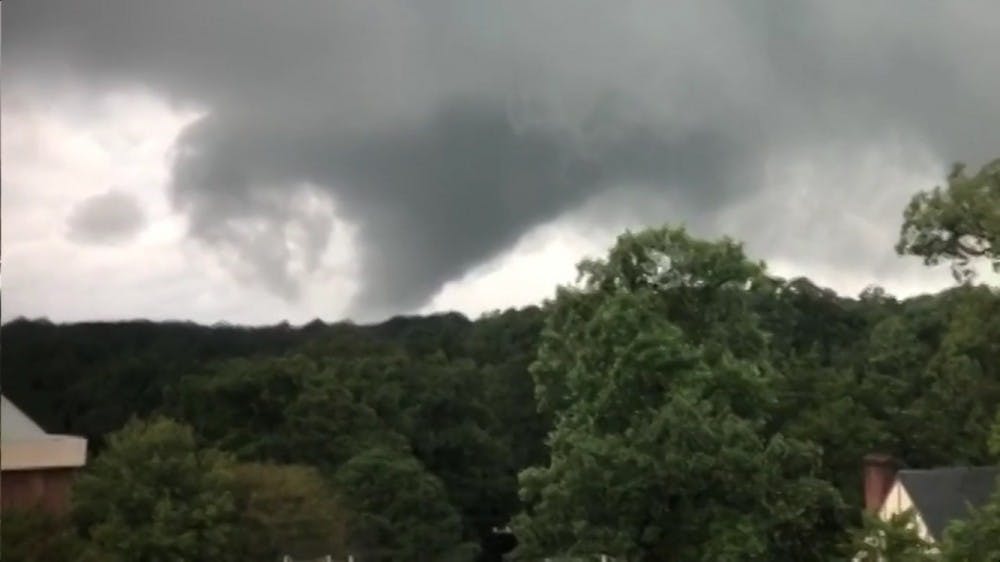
[862,453,897,513]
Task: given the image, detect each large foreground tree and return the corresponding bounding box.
[514,227,842,561]
[334,446,477,561]
[897,158,1000,281]
[232,463,349,560]
[73,418,241,562]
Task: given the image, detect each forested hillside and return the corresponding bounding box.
[1,159,998,560]
[2,309,549,561]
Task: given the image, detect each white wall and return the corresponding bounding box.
[878,480,933,542]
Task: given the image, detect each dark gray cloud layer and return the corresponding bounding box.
[6,1,1000,316]
[171,102,753,312]
[67,190,146,245]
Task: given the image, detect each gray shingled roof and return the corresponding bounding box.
[897,466,999,541]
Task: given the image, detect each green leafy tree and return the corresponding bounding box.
[0,509,96,562]
[468,306,551,472]
[334,446,477,561]
[407,363,516,546]
[231,463,349,560]
[72,417,240,562]
[174,348,527,557]
[774,361,889,509]
[317,349,521,551]
[897,158,1000,281]
[990,409,1000,458]
[939,483,1000,562]
[938,413,1000,562]
[172,355,403,471]
[904,287,1000,466]
[847,510,936,562]
[515,227,842,561]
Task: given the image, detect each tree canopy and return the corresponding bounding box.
[515,228,842,561]
[897,158,1000,281]
[231,462,349,560]
[72,417,241,562]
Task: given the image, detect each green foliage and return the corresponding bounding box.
[897,158,1000,281]
[173,350,520,552]
[575,227,770,359]
[465,306,550,472]
[386,358,517,542]
[847,510,936,562]
[0,510,95,562]
[940,477,1000,561]
[172,355,400,471]
[990,409,1000,458]
[516,227,842,561]
[231,463,349,560]
[73,417,241,562]
[937,414,1000,562]
[773,361,888,509]
[0,319,311,446]
[334,446,477,561]
[902,287,1000,466]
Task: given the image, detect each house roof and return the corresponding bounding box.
[897,466,1000,540]
[1,394,48,441]
[1,394,88,471]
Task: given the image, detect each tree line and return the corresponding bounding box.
[1,158,998,560]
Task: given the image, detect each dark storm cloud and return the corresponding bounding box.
[67,190,146,245]
[6,1,1000,315]
[170,100,753,314]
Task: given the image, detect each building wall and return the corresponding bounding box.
[878,480,933,542]
[1,436,88,471]
[1,467,78,515]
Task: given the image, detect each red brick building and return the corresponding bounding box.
[1,395,88,515]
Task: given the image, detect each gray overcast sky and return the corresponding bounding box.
[3,1,998,324]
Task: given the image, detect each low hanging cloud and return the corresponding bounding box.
[5,1,1000,317]
[67,190,146,245]
[170,102,753,314]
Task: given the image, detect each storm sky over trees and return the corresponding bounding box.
[5,1,1000,322]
